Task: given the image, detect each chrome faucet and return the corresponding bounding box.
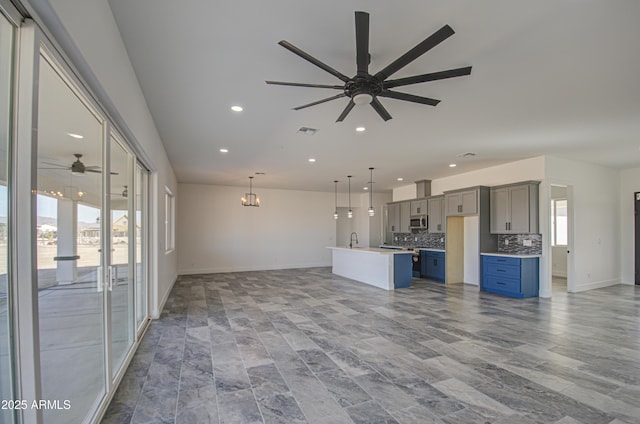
[349,232,359,248]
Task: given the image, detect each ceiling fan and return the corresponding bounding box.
[39,153,118,175]
[266,11,472,122]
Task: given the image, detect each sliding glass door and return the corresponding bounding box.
[0,9,15,424]
[109,134,135,377]
[36,53,107,424]
[135,163,148,332]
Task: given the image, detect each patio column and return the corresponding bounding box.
[56,198,77,284]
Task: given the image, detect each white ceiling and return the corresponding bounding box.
[107,0,640,193]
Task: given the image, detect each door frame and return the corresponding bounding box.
[546,182,575,294]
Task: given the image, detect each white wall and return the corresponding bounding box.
[620,167,640,284]
[28,0,179,316]
[393,184,417,201]
[178,184,339,274]
[431,156,546,194]
[546,156,620,292]
[464,215,480,285]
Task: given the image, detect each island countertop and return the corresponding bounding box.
[327,247,413,290]
[328,246,414,255]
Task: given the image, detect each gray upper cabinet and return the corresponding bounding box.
[490,181,540,234]
[387,202,400,233]
[387,200,412,232]
[445,189,478,216]
[427,196,445,233]
[400,201,411,232]
[410,199,427,216]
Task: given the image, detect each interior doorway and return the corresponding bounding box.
[635,192,640,285]
[550,184,572,293]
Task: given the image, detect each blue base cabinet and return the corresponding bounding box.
[421,250,445,282]
[481,255,539,298]
[394,254,413,289]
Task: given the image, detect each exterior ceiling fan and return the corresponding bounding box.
[266,11,472,122]
[39,153,118,175]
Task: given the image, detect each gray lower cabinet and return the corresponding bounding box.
[427,196,445,233]
[490,181,540,234]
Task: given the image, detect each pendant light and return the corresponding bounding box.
[347,175,353,218]
[368,167,375,217]
[241,176,260,207]
[333,180,339,219]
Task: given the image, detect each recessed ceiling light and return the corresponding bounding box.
[231,105,243,112]
[308,158,316,163]
[67,132,84,139]
[356,127,366,132]
[397,177,404,181]
[449,163,457,167]
[363,187,369,190]
[219,148,229,153]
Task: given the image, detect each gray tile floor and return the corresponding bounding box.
[102,268,640,424]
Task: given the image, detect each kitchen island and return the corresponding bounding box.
[328,246,413,290]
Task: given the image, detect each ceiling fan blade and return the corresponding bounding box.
[265,81,344,89]
[85,169,102,173]
[370,97,392,121]
[40,161,67,167]
[38,167,71,170]
[355,11,370,75]
[383,66,472,89]
[278,40,350,83]
[336,100,355,122]
[374,24,455,81]
[379,90,440,106]
[292,93,346,110]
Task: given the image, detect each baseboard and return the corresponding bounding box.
[552,272,567,278]
[570,278,620,293]
[153,274,177,318]
[178,261,331,275]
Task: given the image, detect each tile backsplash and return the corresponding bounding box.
[498,234,542,255]
[389,230,445,250]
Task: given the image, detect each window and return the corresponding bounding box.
[165,187,175,253]
[551,198,567,246]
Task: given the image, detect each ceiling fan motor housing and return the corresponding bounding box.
[345,76,382,100]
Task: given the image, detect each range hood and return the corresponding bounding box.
[415,180,431,198]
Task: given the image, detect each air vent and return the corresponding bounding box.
[457,152,476,158]
[297,127,317,135]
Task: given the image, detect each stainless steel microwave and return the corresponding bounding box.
[409,216,427,229]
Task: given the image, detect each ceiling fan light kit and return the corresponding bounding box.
[267,11,472,122]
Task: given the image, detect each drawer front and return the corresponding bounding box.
[485,262,520,279]
[484,276,520,293]
[483,255,520,267]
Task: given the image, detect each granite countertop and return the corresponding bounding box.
[481,252,541,258]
